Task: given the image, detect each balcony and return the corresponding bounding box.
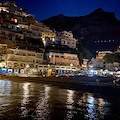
[22,53,26,56]
[70,58,77,60]
[27,60,32,63]
[21,60,26,62]
[7,59,13,61]
[15,53,20,55]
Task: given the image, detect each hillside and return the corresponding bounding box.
[41,8,120,55]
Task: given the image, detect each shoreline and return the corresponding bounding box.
[0,75,115,87]
[1,75,120,96]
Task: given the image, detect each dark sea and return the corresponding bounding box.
[0,78,120,120]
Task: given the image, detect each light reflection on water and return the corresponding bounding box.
[35,85,50,120]
[0,80,11,112]
[21,83,31,117]
[66,90,75,120]
[0,79,117,120]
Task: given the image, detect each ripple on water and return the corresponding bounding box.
[0,79,118,120]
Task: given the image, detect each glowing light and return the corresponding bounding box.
[26,65,29,68]
[8,69,12,73]
[90,70,94,73]
[0,63,2,67]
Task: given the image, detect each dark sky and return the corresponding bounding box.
[1,0,120,21]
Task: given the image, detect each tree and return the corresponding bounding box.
[104,53,120,63]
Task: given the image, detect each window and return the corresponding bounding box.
[22,58,25,62]
[55,55,59,57]
[67,62,69,65]
[28,59,31,62]
[16,52,19,55]
[72,46,74,48]
[56,61,60,64]
[23,53,26,56]
[72,42,74,44]
[36,60,38,63]
[67,42,70,44]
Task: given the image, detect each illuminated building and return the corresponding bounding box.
[42,32,56,47]
[82,59,89,68]
[96,51,112,60]
[58,31,77,49]
[47,52,80,67]
[0,1,52,45]
[5,47,43,74]
[0,44,7,68]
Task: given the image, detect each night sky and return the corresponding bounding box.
[1,0,120,21]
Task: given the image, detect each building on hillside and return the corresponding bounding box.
[37,64,80,76]
[5,47,43,74]
[57,31,77,49]
[89,58,105,69]
[45,52,80,75]
[58,31,73,38]
[0,1,53,46]
[0,44,7,68]
[82,59,89,68]
[0,27,24,44]
[46,52,80,67]
[42,32,56,47]
[96,51,113,60]
[88,51,113,70]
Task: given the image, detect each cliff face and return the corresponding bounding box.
[41,8,120,54]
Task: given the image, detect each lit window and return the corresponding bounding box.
[14,19,17,23]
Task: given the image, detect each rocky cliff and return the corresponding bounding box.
[41,8,120,55]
